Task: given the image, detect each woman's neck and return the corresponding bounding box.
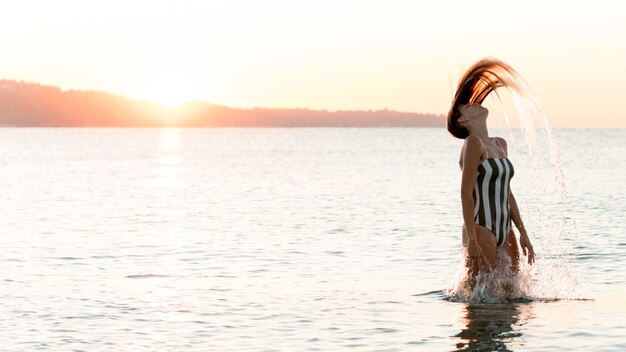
[469,125,490,140]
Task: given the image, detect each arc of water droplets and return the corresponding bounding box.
[503,73,583,300]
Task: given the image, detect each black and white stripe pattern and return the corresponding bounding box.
[472,157,515,247]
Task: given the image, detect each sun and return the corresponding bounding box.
[144,73,198,108]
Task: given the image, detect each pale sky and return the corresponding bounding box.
[1,0,624,127]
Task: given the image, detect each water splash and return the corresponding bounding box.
[446,250,535,304]
[446,68,586,303]
[510,85,584,301]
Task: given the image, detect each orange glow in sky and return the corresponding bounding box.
[1,0,625,127]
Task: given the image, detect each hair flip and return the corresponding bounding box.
[447,58,524,139]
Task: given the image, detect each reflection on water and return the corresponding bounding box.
[156,128,186,190]
[453,303,534,351]
[0,128,622,351]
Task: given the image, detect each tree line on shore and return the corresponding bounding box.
[0,80,444,127]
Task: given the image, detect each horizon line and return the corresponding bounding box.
[0,78,443,116]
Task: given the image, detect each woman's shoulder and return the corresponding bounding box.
[463,135,484,150]
[464,134,481,144]
[461,135,485,159]
[494,136,508,145]
[493,136,508,154]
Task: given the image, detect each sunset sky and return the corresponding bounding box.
[1,0,625,127]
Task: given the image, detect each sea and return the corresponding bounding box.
[0,127,624,351]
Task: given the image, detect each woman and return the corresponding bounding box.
[447,58,536,288]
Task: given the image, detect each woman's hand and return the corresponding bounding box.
[519,229,536,265]
[467,238,488,270]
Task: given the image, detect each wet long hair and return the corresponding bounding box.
[447,58,522,139]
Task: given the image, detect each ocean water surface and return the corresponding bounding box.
[0,128,624,351]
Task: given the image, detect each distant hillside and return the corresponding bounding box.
[0,80,445,127]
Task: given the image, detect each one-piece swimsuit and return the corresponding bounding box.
[472,138,515,247]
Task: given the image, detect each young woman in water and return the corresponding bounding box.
[447,58,536,288]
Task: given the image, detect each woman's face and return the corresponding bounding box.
[457,104,488,128]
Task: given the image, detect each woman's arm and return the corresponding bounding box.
[509,188,525,229]
[497,136,524,228]
[460,136,482,243]
[509,188,535,264]
[460,136,489,268]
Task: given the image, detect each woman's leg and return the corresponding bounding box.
[497,229,521,297]
[502,229,520,273]
[475,225,498,269]
[462,225,498,288]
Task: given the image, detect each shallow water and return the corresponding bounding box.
[0,128,624,351]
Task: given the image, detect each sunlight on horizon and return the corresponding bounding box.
[143,73,201,108]
[1,0,625,127]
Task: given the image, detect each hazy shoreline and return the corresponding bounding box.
[0,80,444,128]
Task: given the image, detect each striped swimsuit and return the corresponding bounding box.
[472,139,515,247]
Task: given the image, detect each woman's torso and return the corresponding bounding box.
[462,137,515,247]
